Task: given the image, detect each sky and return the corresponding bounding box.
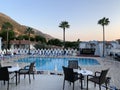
[0,0,120,41]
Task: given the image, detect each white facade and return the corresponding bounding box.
[79,40,120,57]
[79,42,87,49]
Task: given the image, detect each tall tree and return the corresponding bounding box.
[25,27,34,54]
[35,35,46,43]
[47,39,62,46]
[98,17,110,57]
[2,22,13,53]
[59,21,70,51]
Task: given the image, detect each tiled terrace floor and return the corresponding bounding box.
[0,74,108,90]
[1,56,120,90]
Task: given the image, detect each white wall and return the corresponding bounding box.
[79,43,87,49]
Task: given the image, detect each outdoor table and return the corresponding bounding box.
[78,69,93,76]
[74,69,93,88]
[8,66,20,85]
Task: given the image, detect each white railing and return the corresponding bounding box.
[0,48,78,57]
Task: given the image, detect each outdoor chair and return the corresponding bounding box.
[62,66,83,90]
[68,60,81,70]
[0,63,1,68]
[0,67,9,90]
[87,69,109,90]
[18,62,35,84]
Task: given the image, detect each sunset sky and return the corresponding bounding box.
[0,0,120,41]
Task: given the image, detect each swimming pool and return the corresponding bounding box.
[16,57,100,71]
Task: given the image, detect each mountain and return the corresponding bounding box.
[0,12,54,40]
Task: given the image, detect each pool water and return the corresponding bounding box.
[16,57,100,71]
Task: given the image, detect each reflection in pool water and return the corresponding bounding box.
[16,57,100,71]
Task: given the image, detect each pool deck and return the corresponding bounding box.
[0,55,120,90]
[0,74,113,90]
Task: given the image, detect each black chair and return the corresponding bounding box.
[87,69,109,90]
[62,66,83,90]
[18,62,35,84]
[0,63,1,68]
[0,67,9,90]
[68,60,82,77]
[68,60,81,70]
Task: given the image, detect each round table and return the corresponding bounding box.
[78,69,93,88]
[8,66,21,85]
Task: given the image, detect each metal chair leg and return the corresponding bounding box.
[63,80,65,90]
[29,74,31,84]
[7,81,9,90]
[73,82,74,90]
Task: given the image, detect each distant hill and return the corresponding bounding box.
[0,12,54,40]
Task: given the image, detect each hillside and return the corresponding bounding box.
[0,12,54,40]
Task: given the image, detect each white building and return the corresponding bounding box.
[79,40,120,57]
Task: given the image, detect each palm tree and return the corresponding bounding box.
[59,21,70,52]
[98,17,110,57]
[25,27,34,54]
[2,22,13,53]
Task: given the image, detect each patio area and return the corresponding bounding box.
[0,56,120,90]
[0,74,111,90]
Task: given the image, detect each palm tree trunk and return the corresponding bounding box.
[6,30,8,54]
[28,33,30,55]
[63,28,65,55]
[19,39,21,48]
[103,25,105,57]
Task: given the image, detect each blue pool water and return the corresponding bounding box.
[16,57,100,71]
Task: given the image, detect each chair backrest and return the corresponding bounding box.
[0,67,9,81]
[0,63,1,68]
[99,69,109,84]
[62,66,75,82]
[29,62,35,73]
[68,60,79,69]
